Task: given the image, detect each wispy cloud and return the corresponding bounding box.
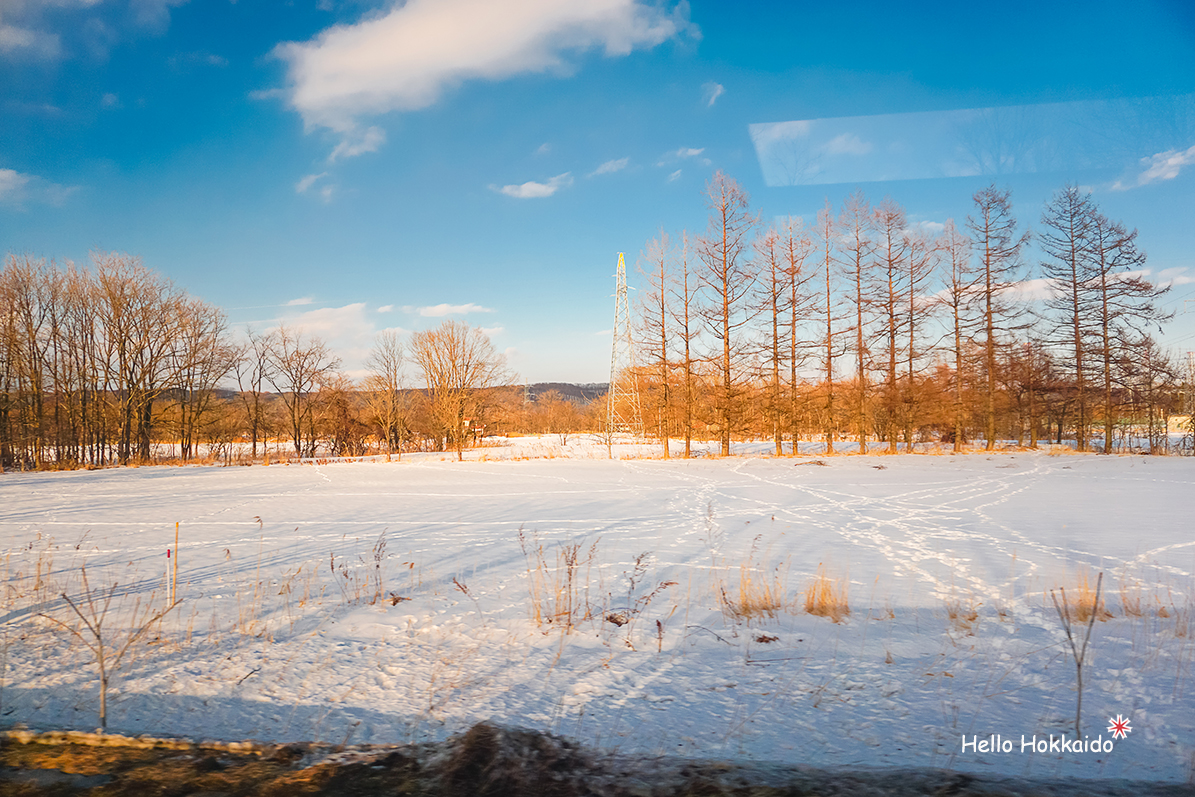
[405,302,495,317]
[667,169,682,182]
[657,146,705,167]
[821,133,872,156]
[0,168,77,207]
[492,172,573,199]
[377,304,395,313]
[295,172,335,202]
[286,296,315,306]
[535,142,551,156]
[274,0,694,158]
[588,157,628,177]
[1111,144,1195,191]
[0,23,61,60]
[328,125,385,162]
[100,92,120,108]
[701,81,724,107]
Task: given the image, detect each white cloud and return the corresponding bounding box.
[0,23,61,59]
[535,142,551,155]
[328,125,385,162]
[480,325,505,337]
[100,92,120,108]
[1006,278,1055,301]
[377,304,395,313]
[588,157,628,177]
[656,146,705,167]
[1111,144,1195,191]
[667,169,682,182]
[821,133,872,156]
[286,296,315,306]
[130,0,189,33]
[493,171,573,198]
[0,169,32,201]
[701,81,723,107]
[909,220,945,234]
[274,0,693,156]
[405,302,495,317]
[0,167,76,207]
[295,172,327,194]
[748,120,811,150]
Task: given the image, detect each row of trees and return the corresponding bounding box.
[629,173,1186,456]
[0,253,515,469]
[3,172,1189,469]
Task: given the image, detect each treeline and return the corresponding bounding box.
[3,174,1191,470]
[0,253,606,469]
[626,174,1189,457]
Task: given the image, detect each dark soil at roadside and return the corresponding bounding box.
[2,723,1192,797]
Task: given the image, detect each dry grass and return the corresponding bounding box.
[1052,570,1114,623]
[719,541,788,623]
[945,596,981,632]
[517,528,598,630]
[803,563,849,622]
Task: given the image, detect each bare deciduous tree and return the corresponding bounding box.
[696,171,757,456]
[267,326,340,457]
[409,320,511,461]
[364,329,408,460]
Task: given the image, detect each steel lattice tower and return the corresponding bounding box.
[607,252,643,437]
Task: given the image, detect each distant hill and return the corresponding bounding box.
[523,382,607,404]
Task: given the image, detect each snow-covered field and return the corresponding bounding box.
[2,439,1193,782]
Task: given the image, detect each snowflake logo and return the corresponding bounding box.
[1107,714,1132,739]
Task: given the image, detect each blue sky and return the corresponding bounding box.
[3,0,1195,382]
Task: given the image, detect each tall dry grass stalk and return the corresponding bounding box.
[718,538,788,622]
[804,563,850,623]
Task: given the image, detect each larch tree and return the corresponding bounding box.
[839,190,874,452]
[754,225,789,456]
[696,171,758,456]
[637,231,672,458]
[871,198,908,452]
[1087,211,1170,453]
[780,216,815,451]
[900,226,939,447]
[813,200,841,453]
[1039,184,1097,451]
[668,231,701,458]
[967,185,1029,450]
[939,220,977,452]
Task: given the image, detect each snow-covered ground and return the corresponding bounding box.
[2,439,1193,782]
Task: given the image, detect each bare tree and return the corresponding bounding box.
[872,198,908,452]
[234,328,276,459]
[1085,213,1169,453]
[363,329,408,460]
[967,185,1029,450]
[637,231,672,458]
[696,171,758,456]
[813,200,842,452]
[267,326,340,457]
[669,232,701,457]
[780,217,815,451]
[1039,185,1098,451]
[940,220,977,452]
[409,320,511,461]
[174,299,238,461]
[840,190,874,452]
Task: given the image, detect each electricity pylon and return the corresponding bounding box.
[607,252,643,437]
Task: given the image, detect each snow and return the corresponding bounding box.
[2,439,1193,782]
